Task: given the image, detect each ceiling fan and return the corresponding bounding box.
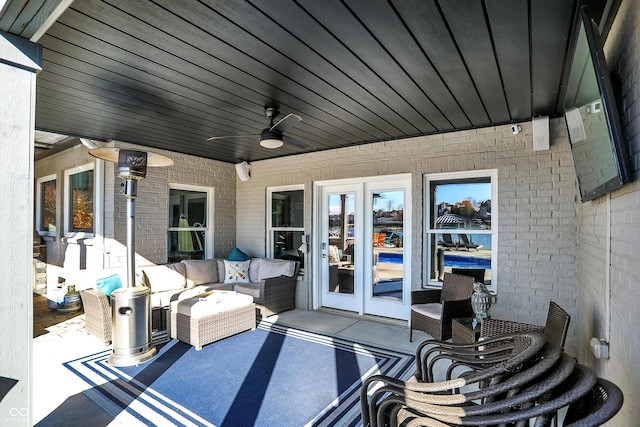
[207,106,302,149]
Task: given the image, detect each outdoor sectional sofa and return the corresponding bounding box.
[141,257,300,319]
[79,257,299,344]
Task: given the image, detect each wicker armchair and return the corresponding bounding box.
[410,273,475,341]
[246,261,300,319]
[481,300,570,350]
[79,289,112,345]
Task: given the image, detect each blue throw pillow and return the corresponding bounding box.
[227,247,250,261]
[96,274,122,298]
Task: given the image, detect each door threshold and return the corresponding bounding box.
[317,307,408,328]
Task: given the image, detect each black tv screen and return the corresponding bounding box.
[563,6,631,202]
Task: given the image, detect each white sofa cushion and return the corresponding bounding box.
[233,282,261,299]
[223,260,250,283]
[249,257,296,282]
[411,303,443,320]
[181,259,219,286]
[150,283,233,307]
[141,263,187,293]
[171,291,253,318]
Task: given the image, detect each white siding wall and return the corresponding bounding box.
[237,121,581,353]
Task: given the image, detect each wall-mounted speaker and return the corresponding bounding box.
[532,116,550,151]
[565,107,586,144]
[235,161,251,181]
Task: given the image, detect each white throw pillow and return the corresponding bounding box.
[223,260,250,283]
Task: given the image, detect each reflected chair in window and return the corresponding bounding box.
[410,273,475,341]
[451,267,486,284]
[438,233,458,250]
[458,233,481,250]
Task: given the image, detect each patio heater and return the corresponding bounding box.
[90,147,173,367]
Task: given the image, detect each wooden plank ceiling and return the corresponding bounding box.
[2,0,610,164]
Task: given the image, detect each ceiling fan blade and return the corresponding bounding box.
[270,113,302,133]
[283,135,316,150]
[206,133,258,141]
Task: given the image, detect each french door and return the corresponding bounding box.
[314,175,411,320]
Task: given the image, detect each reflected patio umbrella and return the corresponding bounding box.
[178,214,194,252]
[435,213,470,227]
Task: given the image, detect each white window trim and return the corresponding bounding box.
[424,169,498,292]
[267,185,305,259]
[64,163,95,237]
[36,173,57,236]
[168,183,214,259]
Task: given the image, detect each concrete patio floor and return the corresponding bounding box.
[32,293,430,426]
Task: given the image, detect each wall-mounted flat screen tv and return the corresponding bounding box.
[563,6,631,202]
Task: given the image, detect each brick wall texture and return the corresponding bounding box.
[236,120,581,353]
[106,142,237,266]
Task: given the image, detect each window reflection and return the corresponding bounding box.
[69,170,94,232]
[427,175,494,288]
[41,179,56,232]
[168,188,208,262]
[270,189,304,267]
[372,190,404,301]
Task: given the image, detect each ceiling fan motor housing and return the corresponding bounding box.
[260,128,282,141]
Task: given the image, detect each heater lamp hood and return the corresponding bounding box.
[89,147,174,167]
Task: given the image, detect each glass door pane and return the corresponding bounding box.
[328,192,355,295]
[371,190,404,302]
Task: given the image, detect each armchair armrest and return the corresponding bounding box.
[411,289,442,305]
[440,298,474,323]
[256,274,297,317]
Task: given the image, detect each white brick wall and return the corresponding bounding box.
[237,120,580,353]
[34,141,237,276]
[107,142,237,265]
[576,0,640,424]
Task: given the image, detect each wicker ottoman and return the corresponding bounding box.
[170,291,255,350]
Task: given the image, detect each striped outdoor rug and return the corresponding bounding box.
[64,320,415,426]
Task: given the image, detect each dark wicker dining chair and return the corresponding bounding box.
[410,273,475,341]
[480,300,570,350]
[563,376,624,426]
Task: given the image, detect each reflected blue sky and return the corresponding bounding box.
[436,183,491,204]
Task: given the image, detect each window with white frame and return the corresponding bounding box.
[64,164,95,235]
[36,174,57,234]
[267,186,304,268]
[425,170,497,290]
[167,185,212,262]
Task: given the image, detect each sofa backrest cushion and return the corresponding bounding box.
[181,259,219,286]
[249,258,296,282]
[141,263,187,292]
